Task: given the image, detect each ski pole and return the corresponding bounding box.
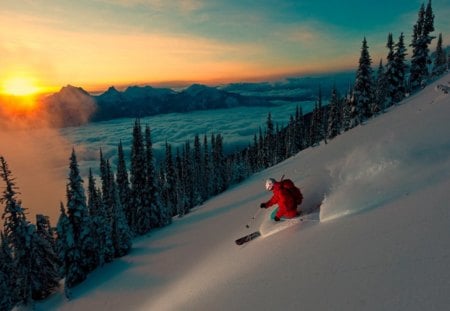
[245,207,262,229]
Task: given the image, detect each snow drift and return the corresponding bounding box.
[36,73,450,311]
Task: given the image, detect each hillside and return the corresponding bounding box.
[36,73,450,311]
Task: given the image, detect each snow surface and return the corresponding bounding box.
[35,74,450,311]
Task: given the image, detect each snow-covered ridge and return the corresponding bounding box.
[36,74,450,310]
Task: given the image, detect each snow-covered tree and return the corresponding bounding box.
[161,141,177,216]
[116,141,132,230]
[342,89,354,131]
[202,135,212,202]
[30,218,60,300]
[374,59,387,114]
[353,37,374,123]
[327,85,341,139]
[192,134,204,207]
[145,125,162,229]
[130,119,151,234]
[0,232,15,310]
[410,0,435,90]
[66,149,95,283]
[385,33,396,106]
[392,33,408,102]
[110,172,132,257]
[432,33,447,76]
[87,169,113,266]
[0,156,33,305]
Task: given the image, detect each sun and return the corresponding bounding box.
[1,76,40,96]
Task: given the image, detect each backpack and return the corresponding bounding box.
[280,179,303,205]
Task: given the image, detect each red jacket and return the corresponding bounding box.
[265,181,298,219]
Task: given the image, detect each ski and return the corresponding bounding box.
[235,231,261,245]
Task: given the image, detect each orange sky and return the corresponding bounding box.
[0,1,449,93]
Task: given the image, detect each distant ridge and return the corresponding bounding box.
[39,84,272,127]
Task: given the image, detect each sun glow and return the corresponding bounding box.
[1,76,41,96]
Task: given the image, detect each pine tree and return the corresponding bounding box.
[265,113,275,166]
[182,141,194,212]
[294,106,305,152]
[0,232,15,310]
[30,218,60,300]
[201,135,212,201]
[87,169,113,266]
[374,59,387,113]
[174,148,187,217]
[385,33,396,106]
[192,134,203,206]
[432,33,447,76]
[162,142,177,216]
[309,102,320,146]
[144,125,161,229]
[110,172,132,257]
[353,37,373,123]
[55,203,69,279]
[392,33,408,102]
[342,89,354,131]
[130,119,147,233]
[410,0,435,90]
[116,141,132,229]
[66,149,94,285]
[0,156,33,305]
[327,85,341,139]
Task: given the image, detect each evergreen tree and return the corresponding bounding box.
[55,203,70,280]
[174,148,187,217]
[130,119,147,233]
[87,169,113,266]
[0,232,15,310]
[30,218,60,300]
[202,135,212,201]
[182,141,194,212]
[257,127,267,168]
[309,102,320,146]
[0,156,33,305]
[327,85,341,139]
[392,33,408,102]
[353,37,374,123]
[294,106,305,152]
[385,33,396,106]
[110,172,132,257]
[144,125,161,229]
[66,149,95,285]
[192,134,203,206]
[116,141,132,230]
[432,33,447,76]
[265,113,275,166]
[286,115,296,157]
[410,0,435,90]
[342,89,354,131]
[374,59,387,113]
[162,142,177,216]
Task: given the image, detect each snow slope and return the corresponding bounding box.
[36,74,450,311]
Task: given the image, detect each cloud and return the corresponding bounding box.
[97,0,204,13]
[0,126,71,226]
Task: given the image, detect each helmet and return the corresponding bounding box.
[265,178,276,191]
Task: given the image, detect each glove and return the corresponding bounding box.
[260,203,267,209]
[274,216,280,222]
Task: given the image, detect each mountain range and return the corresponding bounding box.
[40,84,272,127]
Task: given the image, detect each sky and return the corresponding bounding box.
[0,0,449,92]
[34,73,450,311]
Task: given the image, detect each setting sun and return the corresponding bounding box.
[1,76,40,96]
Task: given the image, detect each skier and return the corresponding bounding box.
[260,178,303,221]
